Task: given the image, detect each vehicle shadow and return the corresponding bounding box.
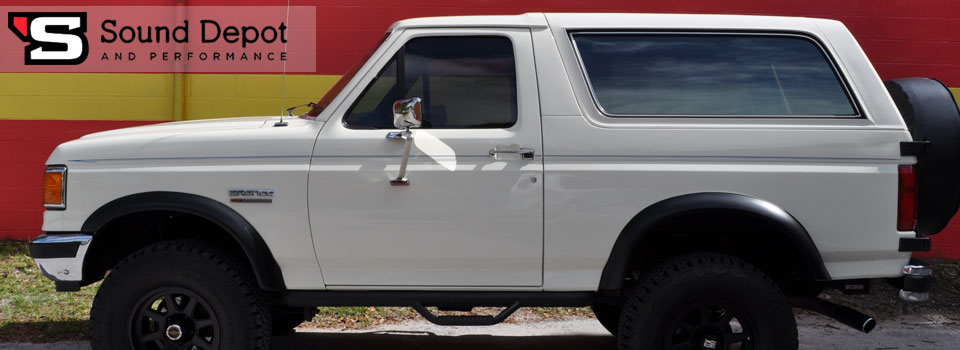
[0,320,88,343]
[274,331,616,350]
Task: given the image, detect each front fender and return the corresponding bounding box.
[82,191,286,291]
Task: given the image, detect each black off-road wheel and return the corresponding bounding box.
[591,302,622,336]
[89,240,271,350]
[618,253,798,350]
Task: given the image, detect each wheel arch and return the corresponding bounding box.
[598,192,830,292]
[81,191,286,291]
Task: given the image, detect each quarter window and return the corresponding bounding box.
[344,36,518,128]
[572,33,857,117]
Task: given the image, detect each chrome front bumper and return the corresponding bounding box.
[30,233,92,291]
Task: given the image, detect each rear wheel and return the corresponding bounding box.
[89,240,270,350]
[618,253,798,350]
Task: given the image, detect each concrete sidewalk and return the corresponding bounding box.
[3,313,957,350]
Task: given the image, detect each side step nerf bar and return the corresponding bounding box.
[412,302,521,326]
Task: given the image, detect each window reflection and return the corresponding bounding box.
[573,34,857,116]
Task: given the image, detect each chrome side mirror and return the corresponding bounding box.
[285,102,320,117]
[393,97,423,129]
[387,97,423,186]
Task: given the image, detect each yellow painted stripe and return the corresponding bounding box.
[184,74,340,120]
[951,88,960,109]
[0,73,340,121]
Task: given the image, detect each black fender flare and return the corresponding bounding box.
[598,192,830,291]
[82,191,286,291]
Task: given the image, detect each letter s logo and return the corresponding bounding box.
[8,12,88,65]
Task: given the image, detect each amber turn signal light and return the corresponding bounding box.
[43,166,67,209]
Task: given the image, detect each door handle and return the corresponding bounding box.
[489,148,535,160]
[386,131,410,141]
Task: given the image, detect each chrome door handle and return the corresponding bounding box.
[489,148,535,160]
[386,131,410,141]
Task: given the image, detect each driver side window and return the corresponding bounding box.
[343,36,518,129]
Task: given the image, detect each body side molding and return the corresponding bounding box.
[598,192,830,291]
[81,191,286,291]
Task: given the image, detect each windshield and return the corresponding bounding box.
[308,32,391,117]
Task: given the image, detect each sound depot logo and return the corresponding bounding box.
[2,6,315,73]
[7,12,89,65]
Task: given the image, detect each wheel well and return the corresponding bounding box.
[81,211,256,288]
[78,191,286,291]
[619,210,823,296]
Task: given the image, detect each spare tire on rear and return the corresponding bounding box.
[885,78,960,235]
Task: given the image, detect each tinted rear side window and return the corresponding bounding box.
[572,33,857,117]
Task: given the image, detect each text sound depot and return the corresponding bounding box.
[99,19,289,62]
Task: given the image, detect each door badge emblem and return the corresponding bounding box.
[229,189,275,203]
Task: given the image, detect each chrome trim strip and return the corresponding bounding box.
[32,234,91,245]
[68,154,895,162]
[32,234,92,282]
[543,154,896,161]
[68,155,312,163]
[568,31,863,119]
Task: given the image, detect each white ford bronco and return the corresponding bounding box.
[29,13,959,350]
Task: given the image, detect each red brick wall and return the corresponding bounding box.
[0,120,157,238]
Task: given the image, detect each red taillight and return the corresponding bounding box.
[897,165,918,231]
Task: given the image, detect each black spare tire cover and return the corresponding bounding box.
[885,78,960,235]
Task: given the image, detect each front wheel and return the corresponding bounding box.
[618,253,798,350]
[89,240,271,350]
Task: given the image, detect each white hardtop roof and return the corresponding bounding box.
[390,13,840,33]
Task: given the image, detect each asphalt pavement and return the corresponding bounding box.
[3,313,956,350]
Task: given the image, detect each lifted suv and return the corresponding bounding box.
[30,13,958,350]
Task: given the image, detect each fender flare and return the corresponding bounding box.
[81,191,286,291]
[598,192,830,291]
